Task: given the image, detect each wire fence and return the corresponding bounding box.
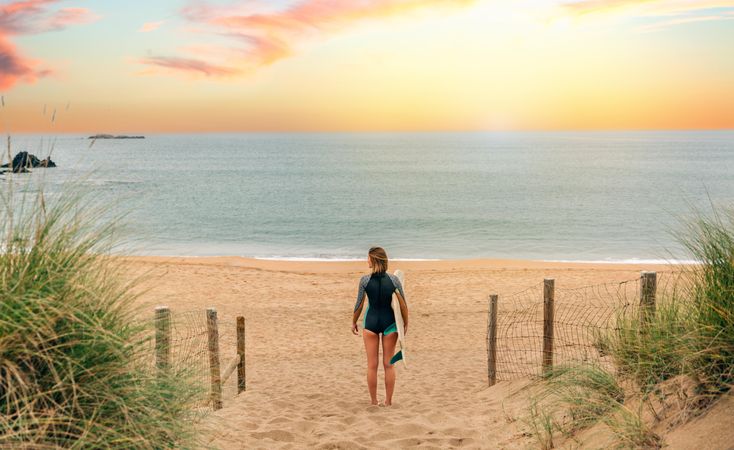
[491,270,689,381]
[140,307,244,410]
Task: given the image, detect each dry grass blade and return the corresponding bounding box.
[1,159,203,448]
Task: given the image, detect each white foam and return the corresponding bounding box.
[255,256,441,262]
[543,258,699,265]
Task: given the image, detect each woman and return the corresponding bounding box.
[352,247,408,406]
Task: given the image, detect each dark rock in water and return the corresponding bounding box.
[0,152,57,172]
[39,157,56,167]
[88,134,145,139]
[11,152,39,172]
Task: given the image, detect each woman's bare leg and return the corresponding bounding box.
[381,332,398,406]
[363,329,380,405]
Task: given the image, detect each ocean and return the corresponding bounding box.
[5,131,733,262]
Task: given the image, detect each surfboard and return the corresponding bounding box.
[390,269,408,368]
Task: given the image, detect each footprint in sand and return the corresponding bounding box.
[267,416,291,424]
[339,416,358,425]
[426,411,448,422]
[448,437,475,446]
[394,422,430,435]
[236,421,260,430]
[292,420,317,433]
[315,440,367,450]
[250,429,295,442]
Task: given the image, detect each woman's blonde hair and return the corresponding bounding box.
[368,247,388,274]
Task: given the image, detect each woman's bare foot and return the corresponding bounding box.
[370,400,379,406]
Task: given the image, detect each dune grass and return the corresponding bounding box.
[526,364,661,449]
[540,364,625,433]
[0,179,202,448]
[608,298,691,391]
[526,206,734,448]
[604,402,662,450]
[608,207,734,396]
[526,398,556,450]
[678,208,734,394]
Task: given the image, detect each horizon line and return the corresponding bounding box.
[6,127,734,136]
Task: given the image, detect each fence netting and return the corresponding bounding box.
[492,271,687,381]
[140,309,241,410]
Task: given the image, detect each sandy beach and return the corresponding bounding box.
[124,256,721,449]
[6,1,733,447]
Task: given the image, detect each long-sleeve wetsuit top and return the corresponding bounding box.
[354,271,406,335]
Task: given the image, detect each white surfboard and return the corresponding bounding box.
[390,269,407,368]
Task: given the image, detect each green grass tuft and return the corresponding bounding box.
[678,208,734,393]
[0,180,202,448]
[527,364,661,449]
[541,364,625,432]
[608,298,691,390]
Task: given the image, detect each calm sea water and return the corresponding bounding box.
[5,131,733,262]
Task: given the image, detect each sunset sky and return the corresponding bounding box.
[1,0,733,132]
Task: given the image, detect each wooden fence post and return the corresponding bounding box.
[640,271,657,326]
[154,306,171,371]
[207,308,223,410]
[542,279,555,375]
[237,316,246,394]
[487,294,498,386]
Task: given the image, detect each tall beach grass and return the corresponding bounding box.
[525,205,734,448]
[1,171,202,447]
[678,207,734,393]
[608,206,734,397]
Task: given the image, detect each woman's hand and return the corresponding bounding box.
[351,322,359,335]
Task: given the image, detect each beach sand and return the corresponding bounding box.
[126,257,699,449]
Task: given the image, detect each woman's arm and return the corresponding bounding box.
[352,276,367,335]
[394,289,409,332]
[352,296,365,335]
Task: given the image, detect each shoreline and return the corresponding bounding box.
[123,255,685,274]
[128,254,696,265]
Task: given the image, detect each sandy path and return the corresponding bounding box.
[127,257,672,449]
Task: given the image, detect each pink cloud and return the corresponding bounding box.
[0,37,39,89]
[0,0,97,90]
[140,55,238,76]
[143,0,476,77]
[561,0,734,16]
[139,20,165,33]
[637,14,734,32]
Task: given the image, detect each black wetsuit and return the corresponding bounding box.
[354,271,406,335]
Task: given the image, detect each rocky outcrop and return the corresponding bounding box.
[0,152,57,173]
[88,134,145,139]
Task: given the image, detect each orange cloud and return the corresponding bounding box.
[0,0,97,90]
[143,0,476,77]
[139,20,165,32]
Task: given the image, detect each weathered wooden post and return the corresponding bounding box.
[487,294,499,386]
[237,316,246,393]
[542,279,555,374]
[207,308,223,410]
[154,306,171,371]
[640,271,657,326]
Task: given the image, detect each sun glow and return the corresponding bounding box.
[2,0,733,132]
